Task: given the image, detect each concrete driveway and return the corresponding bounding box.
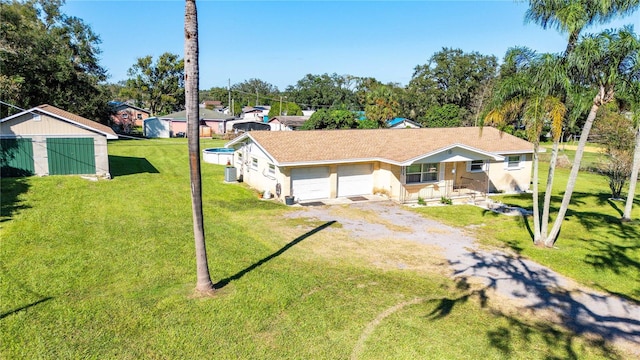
[285,200,640,355]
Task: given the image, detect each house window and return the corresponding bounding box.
[468,160,485,172]
[137,114,142,120]
[251,157,258,170]
[506,155,521,169]
[122,113,128,119]
[268,164,275,174]
[236,152,243,164]
[406,163,439,184]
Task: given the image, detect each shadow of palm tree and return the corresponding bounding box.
[425,250,639,357]
[0,262,53,320]
[213,221,336,289]
[0,297,53,320]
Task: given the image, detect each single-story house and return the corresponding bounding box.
[160,108,236,136]
[225,127,534,203]
[387,117,422,129]
[109,101,151,130]
[1,104,118,177]
[241,106,270,122]
[268,116,309,131]
[143,117,171,138]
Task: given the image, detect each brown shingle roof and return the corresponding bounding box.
[37,104,117,138]
[243,127,533,165]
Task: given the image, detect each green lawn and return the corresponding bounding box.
[0,138,634,358]
[414,159,640,304]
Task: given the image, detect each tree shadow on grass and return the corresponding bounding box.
[424,250,639,358]
[0,262,53,320]
[108,155,159,177]
[213,221,336,289]
[583,238,640,304]
[0,297,53,320]
[0,177,31,223]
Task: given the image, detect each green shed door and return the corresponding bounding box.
[0,138,35,177]
[47,138,95,175]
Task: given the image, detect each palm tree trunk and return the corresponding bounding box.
[540,139,559,239]
[545,101,600,246]
[622,125,640,221]
[531,144,542,243]
[185,0,214,293]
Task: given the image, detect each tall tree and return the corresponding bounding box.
[300,109,358,130]
[185,0,214,294]
[592,106,635,199]
[620,79,640,220]
[267,101,302,117]
[285,73,358,110]
[230,78,279,106]
[545,26,640,245]
[121,52,184,115]
[364,84,400,127]
[525,0,640,55]
[408,48,498,125]
[0,0,111,121]
[486,47,566,245]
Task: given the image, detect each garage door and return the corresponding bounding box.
[291,167,330,201]
[47,138,95,175]
[338,164,373,197]
[0,138,35,177]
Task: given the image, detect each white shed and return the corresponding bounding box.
[143,117,171,138]
[1,104,117,177]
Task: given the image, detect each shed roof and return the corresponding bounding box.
[227,127,533,165]
[2,104,118,139]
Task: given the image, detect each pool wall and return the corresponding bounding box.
[203,148,235,165]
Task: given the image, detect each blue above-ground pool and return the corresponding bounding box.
[203,148,235,165]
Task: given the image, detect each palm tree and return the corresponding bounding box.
[185,0,214,293]
[485,47,566,245]
[622,82,640,221]
[545,26,640,245]
[525,0,640,55]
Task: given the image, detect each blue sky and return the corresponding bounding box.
[62,1,639,91]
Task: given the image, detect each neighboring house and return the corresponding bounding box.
[241,106,270,122]
[387,117,422,129]
[160,108,236,136]
[225,127,534,203]
[1,104,117,177]
[302,110,316,117]
[143,117,172,138]
[268,116,309,131]
[109,101,151,132]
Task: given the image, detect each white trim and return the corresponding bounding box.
[504,154,524,170]
[405,163,439,184]
[402,144,505,165]
[467,159,486,172]
[2,107,118,139]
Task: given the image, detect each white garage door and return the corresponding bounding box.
[291,167,330,201]
[338,164,373,197]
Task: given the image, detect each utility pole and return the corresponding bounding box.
[256,89,259,107]
[279,96,283,116]
[228,78,231,115]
